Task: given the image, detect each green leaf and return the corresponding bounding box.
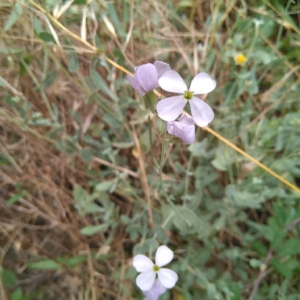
[4,3,23,31]
[178,0,193,8]
[27,256,87,270]
[7,192,27,204]
[271,259,292,278]
[95,181,114,192]
[33,16,43,34]
[38,32,55,43]
[211,144,235,171]
[195,268,208,287]
[133,238,159,256]
[73,185,89,205]
[80,224,108,236]
[173,206,203,234]
[38,70,58,90]
[188,139,208,157]
[111,141,134,149]
[1,267,18,286]
[10,288,23,300]
[68,51,79,73]
[57,255,87,268]
[225,185,265,209]
[250,259,263,268]
[90,70,118,102]
[207,282,217,299]
[213,214,226,231]
[278,238,300,257]
[27,260,62,270]
[85,202,104,214]
[74,0,87,4]
[0,47,23,55]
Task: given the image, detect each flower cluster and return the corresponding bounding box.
[128,60,216,144]
[133,245,178,300]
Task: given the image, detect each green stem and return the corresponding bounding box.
[148,116,160,169]
[159,122,167,188]
[19,58,55,120]
[275,0,293,49]
[184,154,194,196]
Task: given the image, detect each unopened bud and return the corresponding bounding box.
[156,117,166,134]
[144,91,157,114]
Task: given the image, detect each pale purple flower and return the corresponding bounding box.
[127,61,170,95]
[167,114,195,144]
[133,245,178,291]
[143,279,167,300]
[156,70,216,127]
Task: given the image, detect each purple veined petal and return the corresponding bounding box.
[167,121,186,136]
[156,96,187,122]
[178,113,195,125]
[154,61,171,78]
[142,279,167,300]
[136,63,159,92]
[127,74,146,95]
[167,121,176,135]
[157,268,178,289]
[136,270,156,291]
[180,125,196,144]
[133,254,154,272]
[158,70,187,93]
[155,245,174,267]
[189,97,214,127]
[189,72,216,95]
[167,121,195,144]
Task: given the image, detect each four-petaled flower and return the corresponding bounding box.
[167,113,195,144]
[133,245,178,291]
[156,70,216,127]
[142,279,166,300]
[127,61,170,95]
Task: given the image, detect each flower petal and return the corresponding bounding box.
[158,70,187,93]
[127,73,146,95]
[155,245,174,267]
[143,279,167,300]
[154,61,171,78]
[136,63,159,92]
[156,96,187,122]
[178,113,195,125]
[157,268,178,289]
[189,97,214,127]
[133,254,154,272]
[136,270,156,291]
[189,72,216,95]
[167,121,195,144]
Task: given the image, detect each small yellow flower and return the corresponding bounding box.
[234,53,247,66]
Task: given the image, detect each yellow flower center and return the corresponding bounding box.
[153,265,160,272]
[184,90,194,100]
[234,54,247,66]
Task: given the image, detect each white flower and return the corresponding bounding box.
[142,279,167,300]
[133,245,178,291]
[167,113,195,144]
[156,70,216,127]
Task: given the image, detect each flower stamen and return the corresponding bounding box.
[183,90,194,100]
[153,265,160,272]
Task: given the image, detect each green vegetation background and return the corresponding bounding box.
[0,0,300,299]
